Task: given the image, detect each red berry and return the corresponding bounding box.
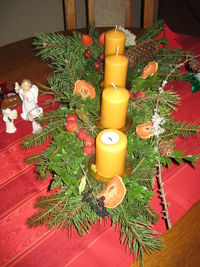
[134,91,146,101]
[66,113,77,122]
[82,145,95,156]
[82,34,93,46]
[99,32,105,46]
[98,53,104,62]
[84,49,91,58]
[94,62,101,70]
[77,129,88,140]
[84,136,95,147]
[65,121,78,132]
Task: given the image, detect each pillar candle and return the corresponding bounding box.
[96,129,127,179]
[101,85,129,129]
[104,54,128,88]
[105,29,125,56]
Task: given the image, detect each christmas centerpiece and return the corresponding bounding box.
[22,21,200,265]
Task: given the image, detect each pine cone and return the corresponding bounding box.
[125,39,158,67]
[187,59,200,73]
[158,141,174,157]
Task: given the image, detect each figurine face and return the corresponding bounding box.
[21,81,31,93]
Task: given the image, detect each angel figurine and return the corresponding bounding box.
[28,106,43,134]
[2,108,18,133]
[14,79,39,121]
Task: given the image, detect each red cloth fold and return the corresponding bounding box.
[156,24,182,49]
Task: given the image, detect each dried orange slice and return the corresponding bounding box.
[74,80,96,99]
[136,121,154,139]
[97,176,126,208]
[141,61,158,79]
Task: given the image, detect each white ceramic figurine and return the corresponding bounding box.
[14,79,43,133]
[2,108,18,133]
[15,79,39,121]
[28,106,43,134]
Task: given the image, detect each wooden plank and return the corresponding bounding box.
[64,0,77,30]
[143,0,155,28]
[131,200,200,267]
[125,0,132,27]
[87,0,94,26]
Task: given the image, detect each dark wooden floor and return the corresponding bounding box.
[131,200,200,267]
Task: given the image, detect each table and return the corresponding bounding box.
[0,28,200,267]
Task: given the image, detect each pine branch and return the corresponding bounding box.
[27,192,98,236]
[159,90,180,115]
[162,121,200,139]
[109,203,162,264]
[137,20,164,44]
[36,108,68,125]
[22,120,64,149]
[25,154,42,164]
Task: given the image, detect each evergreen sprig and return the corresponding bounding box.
[109,202,162,265]
[136,20,164,44]
[162,121,200,139]
[22,120,64,149]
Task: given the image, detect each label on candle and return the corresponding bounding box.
[101,132,119,145]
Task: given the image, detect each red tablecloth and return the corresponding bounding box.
[0,29,200,267]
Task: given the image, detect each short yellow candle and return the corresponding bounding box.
[104,54,128,88]
[105,29,125,56]
[101,85,129,129]
[96,129,127,179]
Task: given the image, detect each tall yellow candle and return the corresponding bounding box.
[104,54,128,88]
[101,85,129,129]
[96,129,127,179]
[105,29,125,56]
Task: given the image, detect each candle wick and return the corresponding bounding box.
[108,137,112,141]
[116,45,119,56]
[111,82,118,90]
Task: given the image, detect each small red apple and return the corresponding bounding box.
[82,145,95,156]
[65,121,78,132]
[66,113,77,122]
[77,129,88,140]
[84,136,95,147]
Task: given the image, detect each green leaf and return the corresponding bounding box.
[79,175,86,195]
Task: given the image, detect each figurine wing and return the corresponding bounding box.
[29,85,39,103]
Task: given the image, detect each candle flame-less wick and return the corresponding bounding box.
[116,45,120,56]
[111,82,118,90]
[108,137,112,141]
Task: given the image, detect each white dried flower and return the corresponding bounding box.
[159,80,168,94]
[118,26,136,47]
[152,112,165,137]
